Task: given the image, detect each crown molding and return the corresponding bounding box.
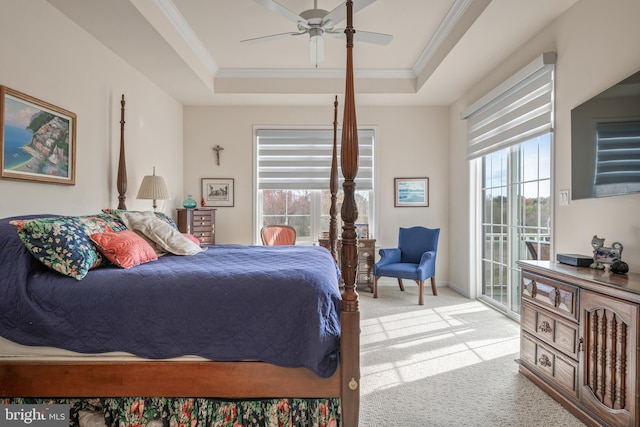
[154,0,218,74]
[215,68,415,79]
[412,0,473,76]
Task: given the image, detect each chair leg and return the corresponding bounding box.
[373,276,379,299]
[417,280,424,305]
[397,278,405,292]
[430,276,437,296]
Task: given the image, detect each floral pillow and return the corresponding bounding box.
[10,214,127,280]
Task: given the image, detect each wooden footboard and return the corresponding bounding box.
[0,361,340,398]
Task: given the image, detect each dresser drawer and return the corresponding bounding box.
[521,332,578,398]
[192,231,213,244]
[357,239,374,247]
[191,213,212,227]
[522,271,578,321]
[521,301,578,359]
[358,271,373,284]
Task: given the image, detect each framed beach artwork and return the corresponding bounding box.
[202,178,234,207]
[394,177,429,207]
[0,86,76,185]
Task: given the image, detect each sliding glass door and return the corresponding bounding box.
[480,134,551,317]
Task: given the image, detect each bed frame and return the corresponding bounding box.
[0,2,362,426]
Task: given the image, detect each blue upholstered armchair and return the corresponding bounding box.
[373,226,440,305]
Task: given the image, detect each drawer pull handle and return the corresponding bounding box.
[362,252,371,258]
[538,354,551,367]
[538,321,552,333]
[531,280,537,298]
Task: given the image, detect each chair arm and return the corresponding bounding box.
[375,248,401,267]
[417,251,437,276]
[419,251,436,264]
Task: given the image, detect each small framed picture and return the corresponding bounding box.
[1,86,76,185]
[394,177,429,207]
[355,223,369,239]
[202,178,234,207]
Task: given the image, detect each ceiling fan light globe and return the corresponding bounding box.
[309,33,324,64]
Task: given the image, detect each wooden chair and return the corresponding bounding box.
[260,225,296,246]
[525,240,550,260]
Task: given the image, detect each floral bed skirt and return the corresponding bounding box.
[2,397,341,427]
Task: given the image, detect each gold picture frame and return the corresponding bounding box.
[1,86,76,185]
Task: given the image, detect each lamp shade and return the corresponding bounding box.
[137,167,170,209]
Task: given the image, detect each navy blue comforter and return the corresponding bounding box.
[0,216,341,378]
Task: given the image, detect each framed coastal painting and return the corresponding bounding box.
[0,86,76,185]
[202,178,234,207]
[394,177,429,207]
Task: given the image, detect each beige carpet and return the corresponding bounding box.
[358,283,586,427]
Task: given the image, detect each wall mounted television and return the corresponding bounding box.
[571,69,640,200]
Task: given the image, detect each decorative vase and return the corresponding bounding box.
[183,195,197,209]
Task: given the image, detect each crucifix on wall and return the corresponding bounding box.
[212,144,224,166]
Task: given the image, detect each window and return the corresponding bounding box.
[463,52,555,319]
[481,135,551,314]
[255,128,374,244]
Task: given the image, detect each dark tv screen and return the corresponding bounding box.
[571,70,640,199]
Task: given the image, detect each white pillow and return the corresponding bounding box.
[117,210,155,229]
[120,211,204,256]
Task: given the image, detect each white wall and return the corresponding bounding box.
[183,104,451,282]
[449,0,640,296]
[0,0,183,219]
[6,0,636,296]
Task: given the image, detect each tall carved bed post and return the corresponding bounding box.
[329,95,339,263]
[340,1,360,426]
[117,94,127,209]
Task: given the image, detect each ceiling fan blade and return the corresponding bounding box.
[328,29,392,45]
[240,31,307,44]
[354,30,393,45]
[251,0,308,26]
[323,0,377,28]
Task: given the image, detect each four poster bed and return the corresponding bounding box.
[0,2,363,426]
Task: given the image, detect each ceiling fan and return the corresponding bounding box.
[241,0,393,65]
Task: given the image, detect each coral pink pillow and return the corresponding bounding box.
[90,230,158,269]
[183,233,202,246]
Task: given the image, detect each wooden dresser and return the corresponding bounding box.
[177,208,216,244]
[518,260,640,426]
[319,238,376,291]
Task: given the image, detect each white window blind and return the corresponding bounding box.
[256,128,374,190]
[595,120,640,185]
[462,52,556,160]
